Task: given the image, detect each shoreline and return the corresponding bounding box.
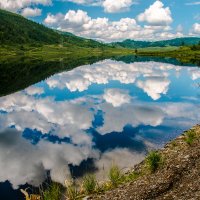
[1,45,200,66]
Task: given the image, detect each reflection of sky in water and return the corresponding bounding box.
[0,60,200,191]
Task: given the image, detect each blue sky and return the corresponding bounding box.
[0,0,200,41]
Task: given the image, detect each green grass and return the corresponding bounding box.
[170,140,177,147]
[65,180,79,200]
[122,171,140,183]
[138,46,178,52]
[0,44,134,61]
[145,151,163,173]
[184,130,196,146]
[82,174,97,194]
[108,165,122,187]
[41,183,63,200]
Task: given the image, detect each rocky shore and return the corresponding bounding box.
[90,125,200,200]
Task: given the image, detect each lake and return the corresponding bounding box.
[0,57,200,199]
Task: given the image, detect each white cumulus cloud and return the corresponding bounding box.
[21,7,42,17]
[190,23,200,35]
[67,0,102,6]
[65,9,91,28]
[44,7,179,42]
[137,0,173,26]
[0,0,51,17]
[103,0,134,13]
[65,0,135,13]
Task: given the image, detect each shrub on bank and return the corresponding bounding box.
[82,174,97,194]
[65,180,79,200]
[146,151,163,173]
[184,130,196,146]
[108,165,122,187]
[42,183,63,200]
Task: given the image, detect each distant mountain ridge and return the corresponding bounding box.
[111,37,200,49]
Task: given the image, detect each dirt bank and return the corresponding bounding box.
[91,125,200,200]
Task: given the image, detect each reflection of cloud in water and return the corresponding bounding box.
[103,88,131,107]
[95,148,145,181]
[97,100,200,135]
[188,68,200,80]
[44,60,199,100]
[97,102,165,134]
[46,61,182,95]
[0,129,99,189]
[92,125,148,153]
[0,93,94,145]
[137,76,170,100]
[25,86,44,96]
[1,92,197,188]
[162,102,200,129]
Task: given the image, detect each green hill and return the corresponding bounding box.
[0,9,61,44]
[0,9,106,48]
[112,37,200,49]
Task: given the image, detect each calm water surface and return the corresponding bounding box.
[0,58,200,198]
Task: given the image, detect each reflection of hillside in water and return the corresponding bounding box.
[1,55,199,97]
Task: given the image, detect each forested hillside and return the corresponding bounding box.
[0,9,61,44]
[0,9,106,48]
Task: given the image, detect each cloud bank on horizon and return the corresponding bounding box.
[0,0,200,41]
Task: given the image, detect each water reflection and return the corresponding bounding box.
[46,60,176,93]
[0,59,200,193]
